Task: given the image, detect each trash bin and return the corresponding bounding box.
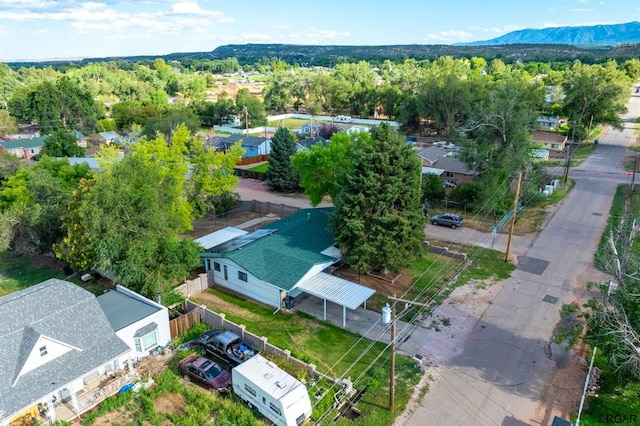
[284,296,294,309]
[594,139,599,144]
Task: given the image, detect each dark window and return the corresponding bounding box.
[213,262,221,272]
[245,384,257,397]
[39,346,47,356]
[269,402,282,415]
[238,271,248,282]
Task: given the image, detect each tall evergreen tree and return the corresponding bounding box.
[331,123,425,273]
[267,127,300,193]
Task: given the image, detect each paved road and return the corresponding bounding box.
[401,93,639,426]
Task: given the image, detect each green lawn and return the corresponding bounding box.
[247,163,269,173]
[0,251,67,297]
[0,251,111,297]
[193,289,421,426]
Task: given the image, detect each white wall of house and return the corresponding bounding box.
[205,258,282,307]
[112,285,171,358]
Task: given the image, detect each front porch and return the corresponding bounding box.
[54,370,139,423]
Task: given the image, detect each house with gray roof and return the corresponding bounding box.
[0,279,130,424]
[97,285,171,359]
[198,208,374,327]
[296,136,328,151]
[0,279,168,425]
[211,134,271,158]
[416,145,478,186]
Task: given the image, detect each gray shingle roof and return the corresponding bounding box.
[97,289,161,331]
[417,146,476,175]
[0,279,130,417]
[213,134,268,148]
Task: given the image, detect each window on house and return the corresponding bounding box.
[134,330,158,352]
[238,271,248,282]
[445,172,454,178]
[213,262,221,272]
[39,346,47,356]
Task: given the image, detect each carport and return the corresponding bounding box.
[296,272,376,327]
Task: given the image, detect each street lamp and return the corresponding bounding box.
[381,299,396,412]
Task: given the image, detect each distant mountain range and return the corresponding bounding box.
[8,22,640,67]
[457,21,640,46]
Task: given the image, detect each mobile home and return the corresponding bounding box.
[232,355,312,426]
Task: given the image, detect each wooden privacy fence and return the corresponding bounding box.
[237,154,269,165]
[169,308,202,339]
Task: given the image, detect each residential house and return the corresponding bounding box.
[416,145,478,186]
[296,136,328,151]
[0,279,169,425]
[211,134,271,158]
[97,285,171,359]
[530,147,550,162]
[4,124,41,140]
[532,130,568,151]
[98,131,121,145]
[0,131,88,160]
[198,208,375,327]
[0,279,131,425]
[536,116,560,131]
[70,131,88,148]
[0,136,47,159]
[299,121,322,136]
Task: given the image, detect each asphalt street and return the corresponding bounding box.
[232,96,638,425]
[402,93,639,426]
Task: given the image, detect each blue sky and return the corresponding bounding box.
[0,0,638,62]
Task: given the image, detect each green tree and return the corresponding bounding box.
[292,131,369,206]
[41,130,85,157]
[421,173,446,205]
[267,127,299,193]
[0,109,18,138]
[561,61,630,140]
[55,152,200,298]
[0,157,91,254]
[331,123,424,273]
[27,76,104,133]
[141,108,200,141]
[187,139,244,217]
[0,152,22,183]
[236,88,267,127]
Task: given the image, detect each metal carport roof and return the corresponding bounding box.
[296,272,376,327]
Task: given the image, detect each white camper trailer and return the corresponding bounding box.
[232,355,313,426]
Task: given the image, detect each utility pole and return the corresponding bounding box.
[243,106,249,134]
[632,154,639,192]
[562,142,575,190]
[389,300,396,413]
[382,295,432,412]
[505,171,523,263]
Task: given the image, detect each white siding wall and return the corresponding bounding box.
[112,285,171,358]
[204,258,282,307]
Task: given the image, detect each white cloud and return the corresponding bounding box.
[426,30,473,42]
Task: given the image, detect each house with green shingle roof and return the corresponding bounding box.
[198,208,375,321]
[0,136,47,159]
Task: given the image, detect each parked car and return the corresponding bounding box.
[199,329,260,366]
[334,115,352,123]
[178,354,231,393]
[431,213,464,229]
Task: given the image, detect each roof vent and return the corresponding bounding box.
[275,381,286,389]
